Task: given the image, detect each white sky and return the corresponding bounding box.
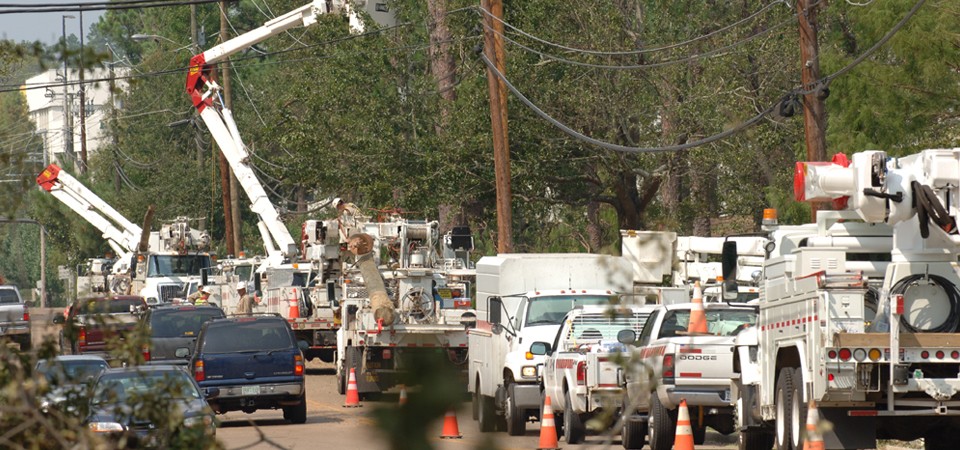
[0,1,105,44]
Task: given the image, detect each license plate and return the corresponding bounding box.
[241,385,260,396]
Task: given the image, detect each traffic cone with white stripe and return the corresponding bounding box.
[439,409,462,439]
[687,281,708,333]
[538,395,559,450]
[343,368,362,407]
[674,399,695,450]
[398,384,408,406]
[803,400,825,450]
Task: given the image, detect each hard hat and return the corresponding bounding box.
[236,282,247,290]
[200,286,212,294]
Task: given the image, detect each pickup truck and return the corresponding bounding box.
[54,295,147,358]
[622,301,757,450]
[0,285,31,351]
[531,304,655,444]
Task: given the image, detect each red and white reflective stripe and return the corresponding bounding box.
[761,315,818,331]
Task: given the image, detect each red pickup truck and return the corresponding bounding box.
[54,296,147,358]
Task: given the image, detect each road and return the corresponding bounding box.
[215,361,738,450]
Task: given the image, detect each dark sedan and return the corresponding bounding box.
[85,365,217,447]
[36,355,109,416]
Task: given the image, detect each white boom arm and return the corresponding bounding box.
[185,1,361,262]
[37,164,142,255]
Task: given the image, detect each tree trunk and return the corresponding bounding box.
[427,0,457,131]
[585,200,602,252]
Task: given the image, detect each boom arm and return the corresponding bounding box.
[36,164,143,254]
[185,1,361,261]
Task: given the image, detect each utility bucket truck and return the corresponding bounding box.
[37,164,212,305]
[734,149,960,450]
[468,253,634,436]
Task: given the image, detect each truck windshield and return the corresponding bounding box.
[659,308,758,337]
[147,255,211,277]
[525,295,612,326]
[234,264,254,283]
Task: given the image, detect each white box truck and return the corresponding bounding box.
[467,253,633,435]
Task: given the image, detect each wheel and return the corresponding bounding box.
[505,383,526,436]
[622,416,647,449]
[790,367,807,450]
[336,367,346,395]
[282,394,307,424]
[647,394,676,450]
[925,426,960,450]
[472,389,480,421]
[737,382,774,450]
[775,367,795,450]
[478,393,497,433]
[563,390,585,444]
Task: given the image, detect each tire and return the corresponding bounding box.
[925,426,960,450]
[336,367,346,395]
[563,391,585,444]
[282,394,307,424]
[478,394,497,433]
[472,388,480,421]
[647,394,676,450]
[775,367,795,450]
[541,388,564,438]
[791,367,807,450]
[737,383,774,450]
[622,416,647,449]
[505,383,526,436]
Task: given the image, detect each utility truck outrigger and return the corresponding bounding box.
[734,149,960,450]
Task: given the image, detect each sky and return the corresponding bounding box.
[0,1,105,45]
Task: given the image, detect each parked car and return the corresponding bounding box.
[0,284,31,350]
[86,365,217,447]
[35,355,109,416]
[140,305,225,365]
[54,296,147,358]
[190,314,307,423]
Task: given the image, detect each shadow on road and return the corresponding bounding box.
[306,367,335,376]
[219,413,344,428]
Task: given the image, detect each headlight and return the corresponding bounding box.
[184,415,213,428]
[521,366,537,378]
[89,421,125,433]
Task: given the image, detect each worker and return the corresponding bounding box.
[235,282,256,315]
[191,286,213,305]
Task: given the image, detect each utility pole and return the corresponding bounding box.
[61,15,75,167]
[78,11,88,173]
[220,0,243,254]
[481,0,513,253]
[796,0,827,220]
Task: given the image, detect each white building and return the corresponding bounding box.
[23,67,127,167]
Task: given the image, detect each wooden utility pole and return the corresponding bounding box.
[481,0,513,253]
[796,0,828,220]
[78,11,88,173]
[220,0,243,254]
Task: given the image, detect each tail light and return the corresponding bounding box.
[142,344,151,362]
[294,354,304,376]
[663,354,675,384]
[22,310,29,322]
[78,328,87,349]
[576,361,587,385]
[194,360,205,382]
[382,349,392,360]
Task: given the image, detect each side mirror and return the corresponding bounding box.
[52,315,65,325]
[488,297,503,325]
[617,329,637,345]
[204,387,220,399]
[529,341,551,356]
[175,347,191,358]
[721,240,739,301]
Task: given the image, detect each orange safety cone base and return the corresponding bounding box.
[804,400,825,450]
[674,399,695,450]
[439,410,462,439]
[343,368,363,408]
[538,395,560,450]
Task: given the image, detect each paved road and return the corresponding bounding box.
[215,361,739,450]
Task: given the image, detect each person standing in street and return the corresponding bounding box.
[189,286,213,305]
[236,282,256,315]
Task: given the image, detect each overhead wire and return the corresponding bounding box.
[0,0,227,14]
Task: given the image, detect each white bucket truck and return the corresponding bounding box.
[468,253,633,435]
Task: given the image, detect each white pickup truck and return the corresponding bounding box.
[622,301,757,450]
[532,304,655,444]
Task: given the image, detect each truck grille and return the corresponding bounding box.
[566,312,650,341]
[158,283,184,303]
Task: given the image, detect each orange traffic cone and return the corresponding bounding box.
[439,409,462,439]
[687,281,708,333]
[803,400,825,450]
[343,368,362,408]
[398,385,408,406]
[288,298,300,319]
[537,395,560,450]
[674,399,695,450]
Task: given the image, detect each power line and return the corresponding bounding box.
[477,0,791,56]
[0,0,229,14]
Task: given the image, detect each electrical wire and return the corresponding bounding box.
[0,0,227,14]
[485,18,794,70]
[477,0,791,56]
[890,274,960,333]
